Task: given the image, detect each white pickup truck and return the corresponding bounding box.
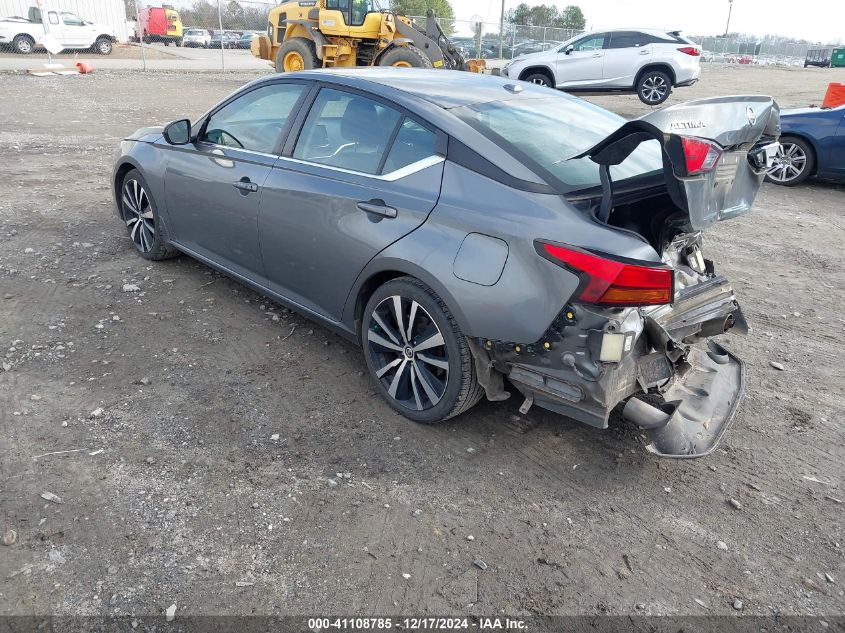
[0,7,115,55]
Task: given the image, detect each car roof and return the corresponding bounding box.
[582,27,683,36]
[276,68,554,109]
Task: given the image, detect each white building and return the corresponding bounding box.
[0,0,129,42]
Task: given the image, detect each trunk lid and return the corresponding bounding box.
[573,96,780,231]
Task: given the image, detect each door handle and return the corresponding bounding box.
[639,49,650,55]
[232,178,259,194]
[357,200,397,219]
[592,53,602,58]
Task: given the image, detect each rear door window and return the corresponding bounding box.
[201,82,306,154]
[607,31,648,49]
[382,118,436,173]
[293,88,403,175]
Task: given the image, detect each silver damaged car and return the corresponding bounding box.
[112,69,780,457]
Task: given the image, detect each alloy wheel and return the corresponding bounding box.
[122,179,155,253]
[641,75,668,103]
[767,142,807,183]
[17,38,33,54]
[283,51,304,72]
[367,295,449,412]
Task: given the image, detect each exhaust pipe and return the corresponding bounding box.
[699,314,736,338]
[623,398,694,456]
[622,398,675,429]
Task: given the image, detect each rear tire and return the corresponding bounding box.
[275,37,318,73]
[12,34,35,54]
[378,45,433,68]
[765,136,814,186]
[362,277,483,424]
[637,69,672,105]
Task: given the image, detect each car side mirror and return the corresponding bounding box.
[163,119,191,145]
[565,45,574,55]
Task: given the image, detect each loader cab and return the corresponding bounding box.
[322,0,382,33]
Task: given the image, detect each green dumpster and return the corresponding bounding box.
[833,48,845,68]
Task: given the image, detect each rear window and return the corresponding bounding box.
[638,31,693,45]
[453,95,663,192]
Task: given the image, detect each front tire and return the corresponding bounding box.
[94,37,113,55]
[378,45,433,68]
[522,71,554,87]
[275,37,318,73]
[362,277,483,424]
[765,136,814,186]
[12,34,35,54]
[637,70,672,105]
[119,169,178,261]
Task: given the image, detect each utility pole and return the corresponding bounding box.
[724,0,734,37]
[217,0,225,71]
[498,0,505,59]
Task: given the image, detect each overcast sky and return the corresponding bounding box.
[453,0,843,43]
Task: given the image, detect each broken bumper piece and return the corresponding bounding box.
[623,340,745,458]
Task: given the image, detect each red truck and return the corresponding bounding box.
[137,5,182,46]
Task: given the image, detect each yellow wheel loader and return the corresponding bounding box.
[251,0,484,74]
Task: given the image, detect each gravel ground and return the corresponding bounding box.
[0,64,844,620]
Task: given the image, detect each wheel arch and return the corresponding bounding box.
[779,132,819,176]
[635,63,676,87]
[345,261,471,345]
[518,65,556,84]
[113,159,143,207]
[12,32,36,48]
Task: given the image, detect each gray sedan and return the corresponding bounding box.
[112,69,779,457]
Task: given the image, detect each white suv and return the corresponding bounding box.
[182,28,211,48]
[501,29,701,105]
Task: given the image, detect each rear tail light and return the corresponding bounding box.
[678,46,700,56]
[538,242,674,307]
[681,136,722,175]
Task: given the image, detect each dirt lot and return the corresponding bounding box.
[1,64,844,621]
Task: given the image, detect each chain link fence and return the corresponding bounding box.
[691,35,812,66]
[0,0,825,71]
[412,15,581,61]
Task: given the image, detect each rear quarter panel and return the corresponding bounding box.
[344,162,658,343]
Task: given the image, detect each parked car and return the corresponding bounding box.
[501,28,701,105]
[209,30,239,49]
[182,28,211,48]
[111,69,779,457]
[237,32,257,50]
[766,104,845,185]
[0,6,114,54]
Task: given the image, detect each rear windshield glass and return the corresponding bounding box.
[453,95,663,192]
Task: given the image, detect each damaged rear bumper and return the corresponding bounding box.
[622,340,745,457]
[471,278,748,458]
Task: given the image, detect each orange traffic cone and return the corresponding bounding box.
[822,83,845,109]
[75,62,94,74]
